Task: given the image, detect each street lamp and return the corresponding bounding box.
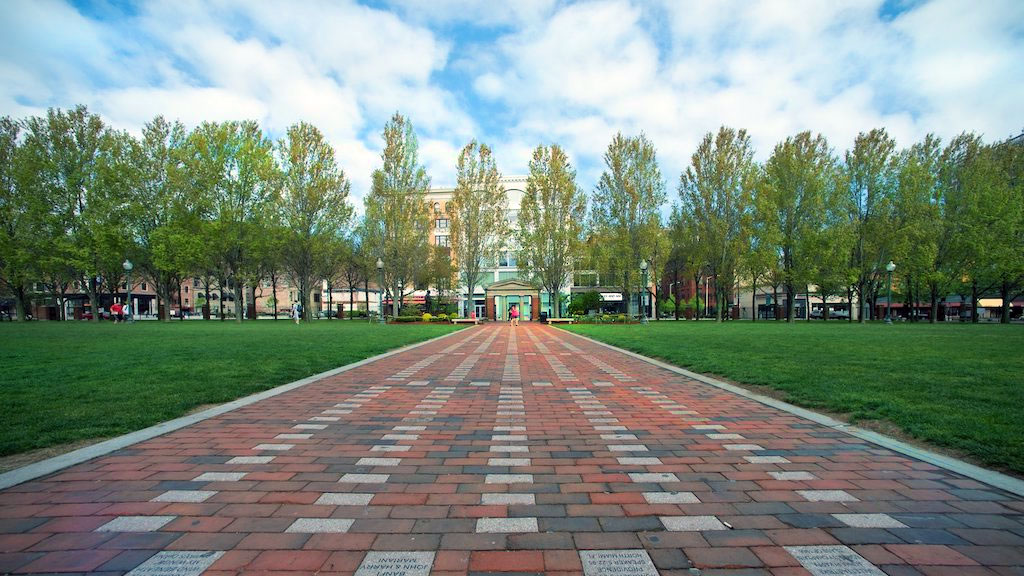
[885,260,896,324]
[122,259,133,322]
[640,259,649,325]
[376,258,385,324]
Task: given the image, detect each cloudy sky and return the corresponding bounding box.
[2,0,1022,203]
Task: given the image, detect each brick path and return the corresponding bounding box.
[1,323,1023,575]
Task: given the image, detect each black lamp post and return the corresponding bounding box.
[885,260,896,324]
[640,259,649,325]
[123,259,133,322]
[376,258,385,324]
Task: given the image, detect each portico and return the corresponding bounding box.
[484,279,540,321]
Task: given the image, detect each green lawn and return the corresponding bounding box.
[564,321,1024,475]
[0,320,461,457]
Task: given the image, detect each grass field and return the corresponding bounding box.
[0,320,461,458]
[565,321,1024,475]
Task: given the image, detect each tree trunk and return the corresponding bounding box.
[218,278,225,321]
[87,277,100,323]
[971,279,979,323]
[234,281,244,323]
[673,269,680,320]
[348,285,354,320]
[391,280,400,317]
[14,286,27,321]
[1001,279,1010,324]
[715,273,723,322]
[751,276,757,323]
[857,281,866,323]
[363,279,370,322]
[247,283,257,321]
[846,286,854,323]
[773,285,779,321]
[929,284,939,323]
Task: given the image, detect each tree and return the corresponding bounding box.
[760,132,837,321]
[278,121,352,321]
[20,105,122,322]
[0,117,41,321]
[131,116,192,322]
[845,128,900,322]
[449,140,508,317]
[337,224,371,320]
[678,127,758,321]
[189,120,277,322]
[892,134,943,322]
[517,144,586,318]
[591,132,666,316]
[363,113,431,317]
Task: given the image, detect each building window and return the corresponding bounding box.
[141,283,147,291]
[193,279,201,288]
[435,235,450,247]
[184,286,189,293]
[433,202,441,214]
[185,298,189,305]
[506,209,519,223]
[435,218,449,230]
[499,251,517,267]
[121,282,127,290]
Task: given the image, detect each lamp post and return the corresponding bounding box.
[376,258,385,324]
[885,260,896,324]
[640,259,649,325]
[122,259,133,322]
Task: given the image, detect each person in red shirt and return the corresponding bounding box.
[110,302,124,323]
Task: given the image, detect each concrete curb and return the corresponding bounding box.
[0,326,474,491]
[559,327,1024,499]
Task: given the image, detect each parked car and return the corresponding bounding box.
[316,310,338,319]
[81,310,111,320]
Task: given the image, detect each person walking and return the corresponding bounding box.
[510,304,520,327]
[293,302,302,325]
[110,301,123,323]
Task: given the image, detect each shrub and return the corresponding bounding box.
[422,313,432,322]
[437,313,448,321]
[392,315,420,323]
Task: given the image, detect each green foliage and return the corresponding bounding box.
[518,144,586,317]
[421,312,432,322]
[568,290,602,315]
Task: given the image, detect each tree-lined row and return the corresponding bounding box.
[583,127,1023,323]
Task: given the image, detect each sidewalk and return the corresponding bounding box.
[0,323,1022,575]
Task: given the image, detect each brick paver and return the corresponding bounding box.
[1,323,1023,575]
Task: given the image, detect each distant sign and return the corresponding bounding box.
[600,292,623,302]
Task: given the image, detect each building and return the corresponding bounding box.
[425,176,553,321]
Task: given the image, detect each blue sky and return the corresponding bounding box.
[2,0,1022,204]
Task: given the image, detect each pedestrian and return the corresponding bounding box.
[110,301,123,323]
[293,302,302,325]
[510,304,520,327]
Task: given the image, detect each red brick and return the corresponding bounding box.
[470,551,544,572]
[247,549,331,571]
[885,545,979,566]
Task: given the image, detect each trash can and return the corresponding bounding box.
[539,311,548,323]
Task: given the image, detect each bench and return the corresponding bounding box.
[546,317,575,325]
[451,318,480,325]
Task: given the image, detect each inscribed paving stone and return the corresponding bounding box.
[608,445,649,452]
[471,381,490,386]
[660,515,728,531]
[125,550,224,576]
[706,433,744,440]
[253,443,294,450]
[493,426,526,431]
[382,434,419,440]
[275,433,312,439]
[354,551,435,576]
[832,514,907,528]
[692,424,726,430]
[151,490,217,503]
[324,409,352,414]
[590,418,619,423]
[97,515,176,532]
[371,445,411,452]
[798,490,859,502]
[492,435,528,441]
[769,471,817,481]
[286,518,355,533]
[784,545,886,576]
[595,426,628,431]
[643,491,700,504]
[310,416,339,421]
[294,424,328,430]
[617,457,662,465]
[340,473,389,483]
[193,472,247,482]
[482,493,536,505]
[393,426,426,431]
[476,517,539,533]
[580,549,659,576]
[316,493,375,505]
[724,444,765,451]
[358,458,403,466]
[629,473,680,483]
